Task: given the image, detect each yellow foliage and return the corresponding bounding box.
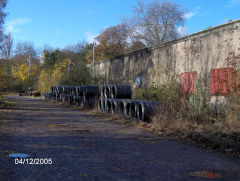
[52,58,72,83]
[12,63,39,81]
[54,58,71,69]
[52,67,64,83]
[38,58,74,93]
[38,69,53,93]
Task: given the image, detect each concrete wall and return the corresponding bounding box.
[92,20,240,90]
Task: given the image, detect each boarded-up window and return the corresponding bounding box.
[180,71,197,95]
[210,67,234,95]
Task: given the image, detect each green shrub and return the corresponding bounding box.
[186,76,212,123]
[0,96,12,108]
[134,78,213,123]
[60,61,91,86]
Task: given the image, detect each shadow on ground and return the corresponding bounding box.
[0,96,240,181]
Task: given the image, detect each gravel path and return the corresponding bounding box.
[0,96,240,181]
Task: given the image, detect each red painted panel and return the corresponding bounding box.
[180,73,188,94]
[210,67,234,95]
[210,69,218,95]
[180,71,197,95]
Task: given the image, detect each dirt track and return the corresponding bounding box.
[0,96,240,181]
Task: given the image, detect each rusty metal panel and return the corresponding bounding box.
[210,69,218,95]
[180,71,197,95]
[210,67,234,95]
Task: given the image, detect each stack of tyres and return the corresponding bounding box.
[111,99,122,114]
[100,84,132,99]
[130,100,141,119]
[56,86,63,101]
[122,99,132,117]
[62,86,70,103]
[98,84,161,122]
[83,86,98,108]
[51,86,57,100]
[69,86,76,105]
[44,92,53,100]
[44,85,99,109]
[44,86,60,101]
[111,84,132,99]
[98,96,107,112]
[137,101,161,122]
[44,84,161,122]
[105,99,113,113]
[98,84,132,115]
[75,86,84,106]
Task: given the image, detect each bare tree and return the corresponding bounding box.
[0,32,13,60]
[14,41,37,57]
[127,0,185,47]
[12,41,40,65]
[0,0,7,43]
[63,41,87,53]
[0,0,8,63]
[127,40,146,53]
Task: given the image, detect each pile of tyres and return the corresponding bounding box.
[98,84,160,122]
[44,85,98,108]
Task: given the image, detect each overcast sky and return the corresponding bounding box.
[4,0,240,49]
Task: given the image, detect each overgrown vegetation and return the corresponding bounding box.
[224,51,240,133]
[135,81,239,136]
[131,51,240,155]
[0,95,12,108]
[134,79,213,134]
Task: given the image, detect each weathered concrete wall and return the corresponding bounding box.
[92,20,240,90]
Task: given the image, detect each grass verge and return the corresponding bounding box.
[0,95,13,109]
[133,79,240,157]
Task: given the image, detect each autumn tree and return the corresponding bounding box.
[9,60,40,91]
[52,58,73,83]
[38,69,50,93]
[38,58,72,93]
[127,0,185,46]
[5,41,41,90]
[87,24,129,62]
[38,42,92,93]
[86,43,106,63]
